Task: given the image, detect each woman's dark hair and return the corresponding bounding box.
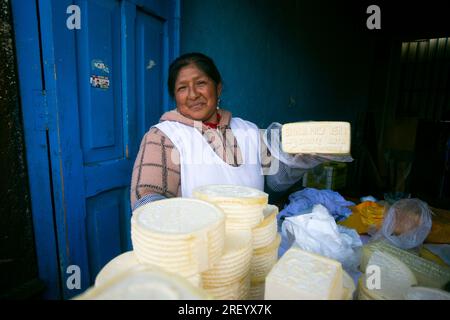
[168,52,222,98]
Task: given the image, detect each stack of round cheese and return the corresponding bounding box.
[247,279,265,300]
[201,230,253,299]
[205,274,251,300]
[95,251,203,288]
[193,185,268,230]
[131,198,225,278]
[250,234,281,282]
[252,205,278,250]
[252,204,278,250]
[75,265,211,300]
[247,205,280,299]
[236,274,251,300]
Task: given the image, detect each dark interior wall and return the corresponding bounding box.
[179,0,450,204]
[179,0,375,128]
[0,0,42,298]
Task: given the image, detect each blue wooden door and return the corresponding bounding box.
[136,10,166,140]
[12,0,179,299]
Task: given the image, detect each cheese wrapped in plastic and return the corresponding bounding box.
[360,240,450,289]
[364,250,418,300]
[281,121,351,154]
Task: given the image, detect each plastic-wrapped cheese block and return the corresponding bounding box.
[252,205,278,250]
[405,286,450,300]
[250,234,281,282]
[131,198,225,277]
[265,246,343,300]
[364,250,418,300]
[281,121,351,154]
[202,230,253,287]
[74,265,211,300]
[361,240,450,289]
[193,185,268,230]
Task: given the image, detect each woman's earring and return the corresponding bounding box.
[217,98,221,109]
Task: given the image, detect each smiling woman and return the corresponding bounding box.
[174,65,219,123]
[130,52,353,210]
[167,53,223,124]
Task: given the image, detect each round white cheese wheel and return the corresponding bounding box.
[252,205,278,249]
[202,230,253,287]
[193,185,267,230]
[95,251,140,287]
[405,286,450,300]
[193,184,268,205]
[133,198,225,236]
[204,274,251,300]
[250,234,281,281]
[75,265,211,300]
[366,250,418,300]
[131,198,225,276]
[248,281,265,300]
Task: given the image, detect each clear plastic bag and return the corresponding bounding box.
[371,198,432,249]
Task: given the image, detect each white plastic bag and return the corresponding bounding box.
[371,198,432,249]
[281,204,362,272]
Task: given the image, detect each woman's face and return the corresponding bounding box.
[174,64,222,122]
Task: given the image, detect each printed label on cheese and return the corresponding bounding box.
[282,121,351,154]
[265,246,343,300]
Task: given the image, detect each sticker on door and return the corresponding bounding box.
[90,75,110,89]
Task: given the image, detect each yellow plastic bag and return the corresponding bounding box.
[339,201,385,234]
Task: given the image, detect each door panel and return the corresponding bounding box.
[77,0,123,164]
[73,1,130,288]
[86,187,130,284]
[72,0,169,291]
[136,11,165,138]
